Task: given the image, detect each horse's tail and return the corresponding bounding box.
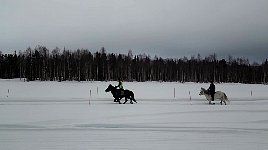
[131,91,137,103]
[224,93,230,104]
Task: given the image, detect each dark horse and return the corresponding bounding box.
[105,84,137,104]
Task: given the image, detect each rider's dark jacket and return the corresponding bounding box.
[208,83,215,94]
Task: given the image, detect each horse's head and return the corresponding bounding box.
[105,84,114,92]
[199,87,206,95]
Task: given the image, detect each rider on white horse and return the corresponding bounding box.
[208,81,215,102]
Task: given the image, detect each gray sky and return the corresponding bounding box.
[1,0,268,62]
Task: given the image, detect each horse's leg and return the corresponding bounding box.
[132,94,137,103]
[114,96,121,102]
[123,97,128,104]
[130,97,133,104]
[220,99,223,105]
[208,98,212,104]
[117,98,121,104]
[132,97,137,103]
[209,99,215,105]
[209,95,215,105]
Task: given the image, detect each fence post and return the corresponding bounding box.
[89,89,92,105]
[174,88,176,98]
[189,90,192,105]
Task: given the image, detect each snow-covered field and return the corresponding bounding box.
[1,79,268,150]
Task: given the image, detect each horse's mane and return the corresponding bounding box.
[201,87,210,94]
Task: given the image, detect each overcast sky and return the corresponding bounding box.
[1,0,268,62]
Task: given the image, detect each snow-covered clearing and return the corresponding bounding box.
[1,79,268,150]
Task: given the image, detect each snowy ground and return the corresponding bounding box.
[1,79,268,150]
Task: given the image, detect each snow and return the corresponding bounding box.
[1,79,268,150]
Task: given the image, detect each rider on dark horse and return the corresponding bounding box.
[208,80,215,101]
[105,83,137,104]
[116,78,124,96]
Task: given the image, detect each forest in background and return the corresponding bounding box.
[0,46,268,83]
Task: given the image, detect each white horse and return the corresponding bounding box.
[199,87,229,105]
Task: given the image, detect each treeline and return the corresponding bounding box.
[0,46,268,83]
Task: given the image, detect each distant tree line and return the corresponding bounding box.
[0,46,268,83]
